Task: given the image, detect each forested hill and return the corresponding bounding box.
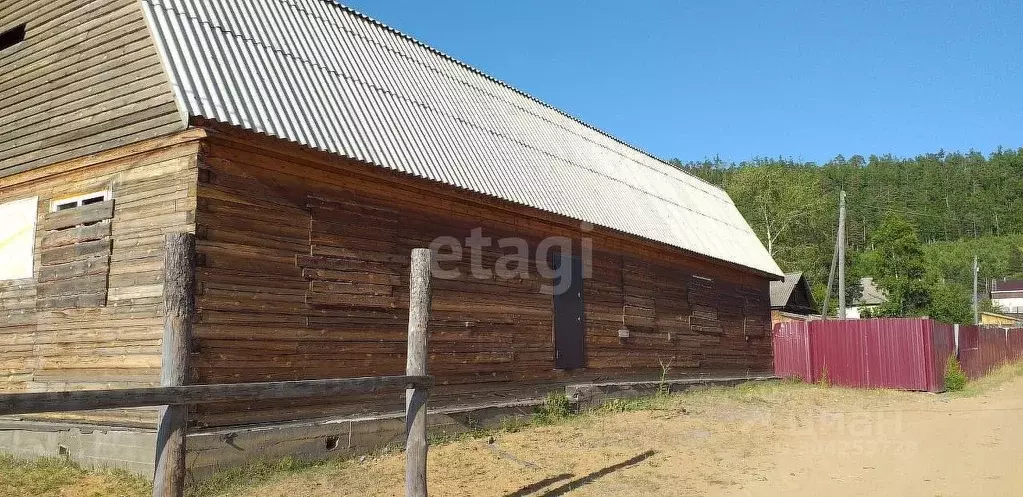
[670,147,1023,322]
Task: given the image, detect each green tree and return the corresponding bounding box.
[725,164,827,257]
[926,283,972,324]
[680,147,1023,307]
[871,215,930,316]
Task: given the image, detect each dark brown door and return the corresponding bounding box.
[552,252,585,369]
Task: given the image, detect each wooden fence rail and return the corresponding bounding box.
[0,376,433,416]
[0,237,435,497]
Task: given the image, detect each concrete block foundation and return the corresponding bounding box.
[0,375,775,477]
[0,420,157,475]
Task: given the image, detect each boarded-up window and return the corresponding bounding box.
[36,195,114,310]
[298,196,402,309]
[687,275,723,336]
[621,257,656,331]
[742,289,769,339]
[0,197,37,281]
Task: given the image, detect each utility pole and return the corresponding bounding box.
[821,240,838,318]
[973,255,979,324]
[838,190,847,318]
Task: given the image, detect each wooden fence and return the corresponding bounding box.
[0,235,436,497]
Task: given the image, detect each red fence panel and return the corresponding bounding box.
[958,325,981,379]
[809,318,942,391]
[772,318,952,392]
[981,327,1008,376]
[809,320,870,387]
[771,319,1020,391]
[772,321,812,381]
[960,326,1010,379]
[1009,328,1023,362]
[866,318,930,390]
[986,327,1009,373]
[927,321,956,392]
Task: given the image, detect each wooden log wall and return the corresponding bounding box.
[191,124,773,427]
[0,133,201,426]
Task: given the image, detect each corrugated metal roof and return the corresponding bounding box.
[769,272,803,308]
[140,0,782,277]
[855,277,886,306]
[992,279,1023,292]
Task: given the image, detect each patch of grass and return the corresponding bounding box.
[781,375,805,384]
[599,397,650,413]
[598,391,682,414]
[600,398,632,413]
[498,415,530,433]
[944,355,967,392]
[464,413,489,439]
[0,454,85,497]
[186,456,355,497]
[816,365,830,388]
[951,361,1023,398]
[533,392,572,425]
[0,454,149,497]
[657,357,674,397]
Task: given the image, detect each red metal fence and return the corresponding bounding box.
[772,320,812,381]
[773,318,1017,392]
[1009,328,1023,362]
[928,321,957,387]
[957,325,1016,379]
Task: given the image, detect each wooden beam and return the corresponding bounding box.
[154,232,195,497]
[0,128,205,188]
[405,248,433,497]
[0,375,433,416]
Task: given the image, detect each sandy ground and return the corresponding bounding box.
[724,376,1023,497]
[231,372,1023,497]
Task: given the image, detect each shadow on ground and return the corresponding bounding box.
[504,450,657,497]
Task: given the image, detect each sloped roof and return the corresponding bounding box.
[139,0,782,277]
[992,279,1023,293]
[769,272,803,308]
[769,272,817,312]
[854,277,886,306]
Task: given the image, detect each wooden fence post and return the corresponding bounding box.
[406,248,433,497]
[154,233,195,497]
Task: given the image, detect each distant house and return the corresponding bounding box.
[770,272,818,325]
[991,279,1023,314]
[846,277,886,319]
[979,311,1020,327]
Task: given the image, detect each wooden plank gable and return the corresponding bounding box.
[0,0,183,177]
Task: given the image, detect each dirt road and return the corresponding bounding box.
[723,376,1023,497]
[239,370,1023,497]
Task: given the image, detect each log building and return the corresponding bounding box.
[0,0,782,472]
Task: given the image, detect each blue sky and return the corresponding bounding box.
[341,1,1023,165]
